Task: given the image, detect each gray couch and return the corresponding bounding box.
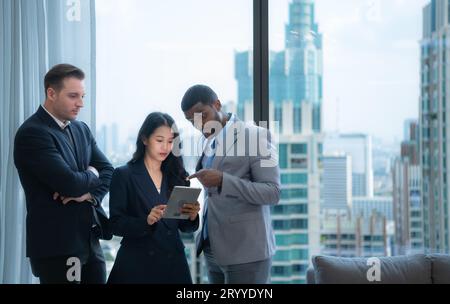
[307,254,450,284]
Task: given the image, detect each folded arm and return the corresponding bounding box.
[14,127,102,198]
[82,123,114,206]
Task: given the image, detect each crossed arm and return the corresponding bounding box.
[14,125,113,205]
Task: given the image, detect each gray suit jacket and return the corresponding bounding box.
[196,116,281,266]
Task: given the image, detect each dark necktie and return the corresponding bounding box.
[64,125,75,150]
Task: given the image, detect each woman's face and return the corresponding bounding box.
[144,125,175,162]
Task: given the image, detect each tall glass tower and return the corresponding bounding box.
[420,0,450,254]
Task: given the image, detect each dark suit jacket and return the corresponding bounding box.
[107,160,199,284]
[14,106,114,259]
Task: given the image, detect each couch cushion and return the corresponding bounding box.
[312,255,432,284]
[427,254,450,284]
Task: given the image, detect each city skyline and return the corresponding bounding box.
[94,0,430,283]
[96,0,428,144]
[4,0,448,286]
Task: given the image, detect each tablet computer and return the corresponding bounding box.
[162,186,202,220]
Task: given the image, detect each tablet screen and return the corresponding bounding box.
[162,186,202,220]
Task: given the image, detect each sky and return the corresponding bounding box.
[96,0,429,144]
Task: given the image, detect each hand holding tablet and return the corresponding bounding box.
[162,186,202,220]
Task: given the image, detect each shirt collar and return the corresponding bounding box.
[207,113,235,149]
[41,105,71,129]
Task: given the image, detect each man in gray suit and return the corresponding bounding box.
[182,85,280,284]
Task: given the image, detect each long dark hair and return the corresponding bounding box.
[129,112,189,194]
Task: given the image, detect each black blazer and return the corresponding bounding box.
[107,160,199,283]
[14,106,114,259]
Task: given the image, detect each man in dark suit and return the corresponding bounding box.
[14,64,114,284]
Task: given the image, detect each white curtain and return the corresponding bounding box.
[0,0,96,284]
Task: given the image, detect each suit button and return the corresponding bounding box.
[148,251,155,256]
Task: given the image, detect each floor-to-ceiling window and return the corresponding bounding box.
[262,0,429,283]
[1,0,438,285]
[95,0,253,283]
[95,0,433,284]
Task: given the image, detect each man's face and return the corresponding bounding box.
[48,77,85,122]
[184,101,222,139]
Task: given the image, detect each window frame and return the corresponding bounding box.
[253,0,269,126]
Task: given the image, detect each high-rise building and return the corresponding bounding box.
[96,125,108,155]
[392,120,423,255]
[236,0,323,134]
[352,196,394,222]
[321,211,389,258]
[272,137,322,283]
[111,123,119,156]
[404,119,418,142]
[420,0,450,253]
[95,123,120,159]
[322,154,352,211]
[235,0,323,283]
[324,133,374,198]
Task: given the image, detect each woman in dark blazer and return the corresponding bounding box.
[107,113,200,284]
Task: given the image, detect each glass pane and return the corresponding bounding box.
[96,0,253,283]
[269,0,429,284]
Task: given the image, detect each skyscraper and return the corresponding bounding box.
[321,211,389,258]
[236,0,323,134]
[404,119,419,142]
[352,197,393,222]
[235,0,323,283]
[322,154,352,211]
[392,120,423,255]
[324,133,374,198]
[420,0,450,253]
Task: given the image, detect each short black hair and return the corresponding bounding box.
[44,64,85,97]
[181,85,218,112]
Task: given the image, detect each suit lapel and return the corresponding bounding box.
[130,161,173,230]
[68,124,83,170]
[36,107,79,169]
[194,116,243,171]
[58,129,79,169]
[196,153,205,172]
[131,160,165,210]
[212,119,242,170]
